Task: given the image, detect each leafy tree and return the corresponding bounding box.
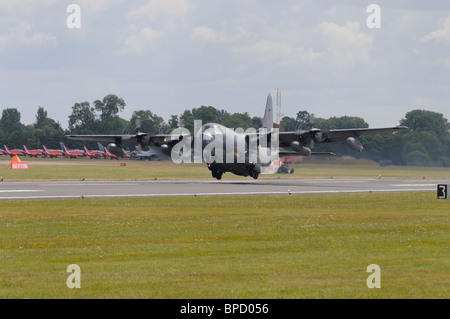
[33,125,65,149]
[129,110,167,134]
[400,109,450,137]
[280,116,297,131]
[192,106,221,124]
[93,94,126,121]
[179,110,195,133]
[167,115,180,132]
[0,108,22,134]
[295,111,311,130]
[68,102,96,133]
[100,116,128,135]
[360,133,405,164]
[0,108,25,148]
[252,116,263,130]
[405,150,432,166]
[217,109,230,124]
[327,116,369,129]
[35,106,49,129]
[31,106,65,148]
[34,106,63,131]
[221,112,253,130]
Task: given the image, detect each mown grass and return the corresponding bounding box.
[0,158,210,180]
[0,157,449,181]
[0,192,448,298]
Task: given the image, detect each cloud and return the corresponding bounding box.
[316,21,373,67]
[192,26,217,42]
[118,26,165,55]
[191,25,249,44]
[0,24,57,48]
[127,0,189,22]
[0,1,59,48]
[423,17,450,42]
[220,20,373,69]
[231,40,324,67]
[77,0,125,15]
[117,0,190,55]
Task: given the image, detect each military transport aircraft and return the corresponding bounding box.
[65,94,408,180]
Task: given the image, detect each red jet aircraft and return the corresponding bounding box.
[61,144,85,158]
[22,145,43,157]
[83,146,103,159]
[3,145,24,157]
[42,145,63,158]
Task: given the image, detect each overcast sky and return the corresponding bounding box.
[1,0,450,129]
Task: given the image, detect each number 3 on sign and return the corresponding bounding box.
[437,184,447,199]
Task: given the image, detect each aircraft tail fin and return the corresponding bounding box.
[97,143,105,152]
[262,93,273,129]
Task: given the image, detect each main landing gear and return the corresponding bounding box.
[208,165,223,180]
[210,167,223,180]
[249,168,259,179]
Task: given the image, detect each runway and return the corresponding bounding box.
[0,177,447,200]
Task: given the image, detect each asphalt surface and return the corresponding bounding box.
[0,177,448,200]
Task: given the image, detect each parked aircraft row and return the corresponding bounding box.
[0,143,128,160]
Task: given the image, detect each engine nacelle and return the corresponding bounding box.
[107,143,126,157]
[291,141,312,156]
[160,144,171,156]
[346,137,363,152]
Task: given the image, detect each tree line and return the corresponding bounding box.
[1,94,449,166]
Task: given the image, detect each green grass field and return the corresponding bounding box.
[1,157,449,180]
[0,192,448,298]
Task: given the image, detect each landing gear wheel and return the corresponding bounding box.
[250,169,259,179]
[211,169,223,180]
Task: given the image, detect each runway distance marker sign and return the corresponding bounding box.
[437,184,447,199]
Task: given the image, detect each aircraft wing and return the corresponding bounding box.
[279,126,408,145]
[65,134,180,146]
[317,126,409,142]
[65,134,138,144]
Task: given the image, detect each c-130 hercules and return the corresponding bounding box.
[65,94,408,180]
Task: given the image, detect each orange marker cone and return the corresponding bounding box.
[11,155,28,169]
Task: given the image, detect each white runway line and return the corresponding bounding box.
[0,190,42,193]
[390,184,437,187]
[0,188,435,200]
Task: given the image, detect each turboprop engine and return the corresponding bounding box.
[345,137,363,152]
[291,141,312,156]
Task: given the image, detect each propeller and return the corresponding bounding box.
[310,113,315,129]
[133,117,150,149]
[308,113,329,147]
[309,113,316,149]
[135,117,141,133]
